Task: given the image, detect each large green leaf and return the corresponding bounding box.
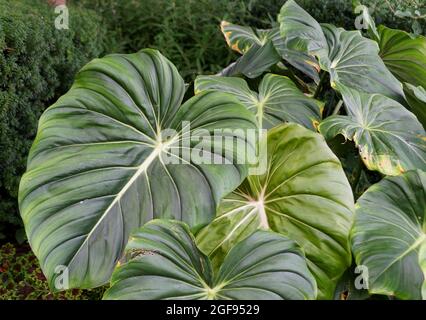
[218,41,281,79]
[378,25,426,90]
[320,24,404,103]
[18,49,257,289]
[221,20,268,54]
[278,0,405,103]
[404,83,426,128]
[195,73,322,130]
[196,123,354,299]
[103,219,317,300]
[377,26,426,126]
[278,0,328,55]
[319,86,426,176]
[220,21,319,81]
[351,170,426,300]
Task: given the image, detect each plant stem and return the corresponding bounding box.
[313,71,327,99]
[332,100,343,115]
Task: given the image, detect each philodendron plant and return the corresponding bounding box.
[19,0,426,300]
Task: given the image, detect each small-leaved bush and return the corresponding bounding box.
[0,0,107,240]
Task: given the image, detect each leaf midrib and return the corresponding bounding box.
[373,233,426,283]
[66,137,180,269]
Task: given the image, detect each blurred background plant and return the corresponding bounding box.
[0,0,423,299]
[72,0,282,80]
[356,0,426,34]
[71,0,425,81]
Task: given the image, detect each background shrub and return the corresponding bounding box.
[366,0,426,34]
[73,0,424,82]
[73,0,357,80]
[72,0,274,81]
[0,0,107,241]
[71,0,363,80]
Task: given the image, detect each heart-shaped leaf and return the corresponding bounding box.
[195,74,322,130]
[351,170,426,300]
[196,123,354,299]
[18,49,257,289]
[278,0,405,103]
[376,26,426,126]
[278,0,328,55]
[218,41,281,79]
[378,26,426,89]
[220,21,319,81]
[404,83,426,128]
[103,219,317,300]
[319,86,426,176]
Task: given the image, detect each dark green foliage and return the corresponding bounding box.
[73,0,423,82]
[326,136,382,200]
[285,0,425,34]
[0,243,105,299]
[0,0,107,240]
[365,0,426,34]
[73,0,265,80]
[74,0,356,80]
